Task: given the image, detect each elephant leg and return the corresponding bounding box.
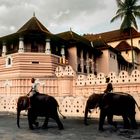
[107,114,117,128]
[28,108,34,130]
[122,115,130,129]
[129,115,137,129]
[42,116,49,129]
[99,110,106,131]
[33,117,39,128]
[52,113,64,130]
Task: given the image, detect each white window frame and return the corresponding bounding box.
[5,55,13,68]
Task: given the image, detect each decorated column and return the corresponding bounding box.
[61,45,65,64]
[18,37,24,53]
[80,50,84,73]
[45,38,51,54]
[86,53,89,74]
[2,42,7,56]
[91,55,94,74]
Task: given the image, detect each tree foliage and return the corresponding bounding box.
[111,0,140,30]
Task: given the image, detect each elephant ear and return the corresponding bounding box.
[97,94,105,109]
[98,94,112,109]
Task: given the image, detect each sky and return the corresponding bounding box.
[0,0,140,36]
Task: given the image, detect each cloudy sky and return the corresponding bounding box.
[0,0,140,36]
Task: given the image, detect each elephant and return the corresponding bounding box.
[17,94,65,130]
[84,92,139,131]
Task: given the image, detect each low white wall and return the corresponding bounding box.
[0,94,140,121]
[0,66,140,122]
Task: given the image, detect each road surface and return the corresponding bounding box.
[0,113,140,140]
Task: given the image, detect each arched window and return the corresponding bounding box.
[6,56,12,68]
[8,58,11,65]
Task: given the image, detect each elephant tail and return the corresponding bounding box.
[57,107,66,119]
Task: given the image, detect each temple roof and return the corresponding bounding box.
[17,16,51,34]
[57,30,102,56]
[57,31,90,45]
[115,41,132,51]
[84,27,140,43]
[115,41,140,52]
[0,16,65,45]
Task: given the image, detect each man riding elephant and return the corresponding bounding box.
[104,76,113,94]
[102,76,114,110]
[27,78,40,108]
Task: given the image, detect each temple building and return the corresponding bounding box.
[0,15,102,80]
[84,28,140,72]
[0,15,138,81]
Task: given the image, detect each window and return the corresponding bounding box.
[6,56,12,68]
[139,40,140,48]
[110,53,115,59]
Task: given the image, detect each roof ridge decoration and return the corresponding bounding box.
[70,27,73,38]
[16,16,51,34]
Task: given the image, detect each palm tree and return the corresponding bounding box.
[111,0,140,69]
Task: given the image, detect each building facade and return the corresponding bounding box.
[84,28,140,72]
[0,16,139,91]
[0,16,139,119]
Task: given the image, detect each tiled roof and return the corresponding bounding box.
[92,38,107,48]
[57,31,102,56]
[84,28,140,43]
[115,41,131,51]
[17,16,51,34]
[57,31,90,45]
[115,41,140,52]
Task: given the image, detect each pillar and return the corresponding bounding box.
[18,37,24,53]
[91,55,94,74]
[86,53,89,74]
[61,45,65,63]
[80,50,84,73]
[2,42,6,56]
[45,38,51,54]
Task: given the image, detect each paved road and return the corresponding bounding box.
[0,114,140,140]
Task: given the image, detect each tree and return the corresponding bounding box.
[111,0,140,69]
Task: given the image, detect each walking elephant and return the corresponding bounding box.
[84,92,139,131]
[17,94,65,130]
